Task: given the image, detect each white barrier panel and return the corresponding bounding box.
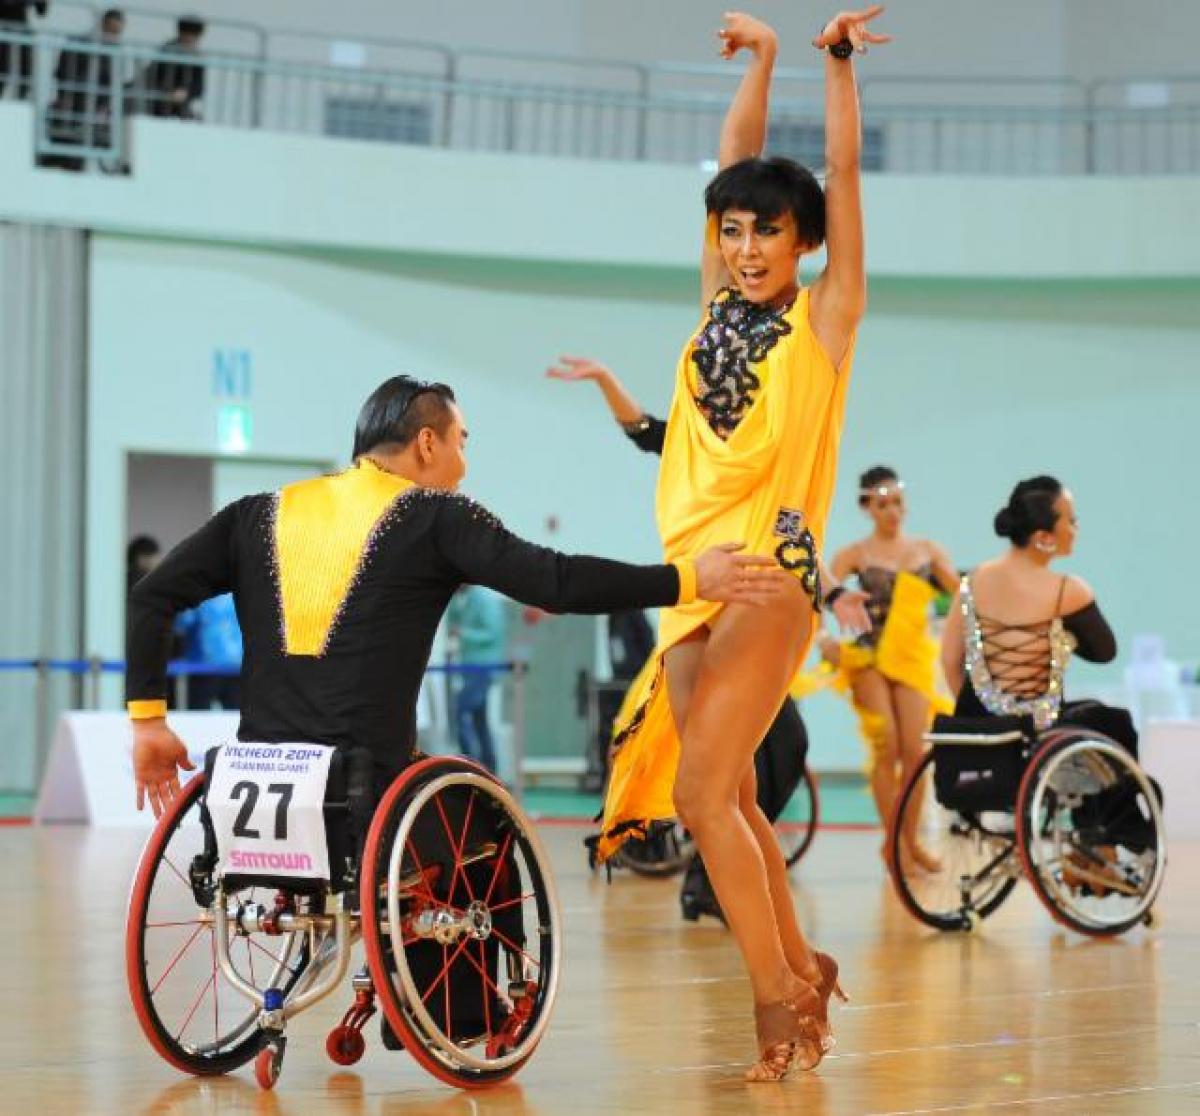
[35,711,239,827]
[1141,720,1200,840]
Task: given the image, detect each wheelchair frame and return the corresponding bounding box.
[126,754,561,1091]
[886,723,1166,937]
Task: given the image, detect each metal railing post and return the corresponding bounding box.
[250,26,267,127]
[34,658,49,780]
[441,49,455,148]
[1084,80,1098,175]
[86,655,102,709]
[634,63,649,160]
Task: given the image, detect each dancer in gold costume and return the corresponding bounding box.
[595,8,890,1081]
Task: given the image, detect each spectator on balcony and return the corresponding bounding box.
[141,14,204,119]
[0,0,47,100]
[42,9,125,171]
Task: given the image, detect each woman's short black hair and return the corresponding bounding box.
[994,476,1063,547]
[704,157,825,248]
[858,465,899,508]
[352,375,457,459]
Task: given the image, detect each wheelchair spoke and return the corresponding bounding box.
[444,945,453,1039]
[149,923,207,996]
[462,940,504,1001]
[420,935,473,1006]
[490,927,540,971]
[483,832,514,905]
[161,852,191,891]
[487,892,536,915]
[435,789,479,905]
[175,966,217,1043]
[403,839,439,905]
[246,936,256,987]
[145,919,205,929]
[475,943,495,1035]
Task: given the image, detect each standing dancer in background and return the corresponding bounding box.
[591,8,889,1081]
[816,466,957,870]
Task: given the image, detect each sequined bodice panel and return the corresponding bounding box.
[691,287,793,439]
[855,563,934,649]
[960,574,1074,730]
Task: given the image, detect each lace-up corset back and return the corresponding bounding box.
[856,562,934,649]
[961,574,1074,730]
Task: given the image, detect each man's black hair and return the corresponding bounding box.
[177,15,205,36]
[704,156,825,248]
[101,8,124,24]
[352,376,457,459]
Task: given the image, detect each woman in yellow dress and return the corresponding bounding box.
[818,466,958,870]
[591,7,890,1081]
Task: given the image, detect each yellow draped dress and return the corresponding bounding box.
[597,285,855,858]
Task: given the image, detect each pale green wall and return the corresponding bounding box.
[88,234,1200,768]
[3,106,1200,279]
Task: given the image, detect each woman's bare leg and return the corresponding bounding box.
[737,764,819,984]
[671,580,816,1006]
[892,683,940,870]
[850,668,899,852]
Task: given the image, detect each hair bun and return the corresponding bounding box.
[994,507,1016,539]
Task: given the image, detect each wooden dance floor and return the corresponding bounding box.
[4,821,1197,1115]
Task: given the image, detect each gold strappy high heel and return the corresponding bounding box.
[745,985,822,1083]
[809,951,849,1064]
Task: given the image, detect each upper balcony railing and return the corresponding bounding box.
[1,24,1198,177]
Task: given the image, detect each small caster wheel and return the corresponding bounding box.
[255,1039,286,1090]
[326,1025,366,1066]
[680,895,699,922]
[960,909,981,933]
[1143,908,1157,929]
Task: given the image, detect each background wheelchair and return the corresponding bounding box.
[587,767,820,879]
[126,752,561,1091]
[887,715,1165,937]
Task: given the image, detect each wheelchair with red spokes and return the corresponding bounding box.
[887,715,1165,937]
[126,749,561,1090]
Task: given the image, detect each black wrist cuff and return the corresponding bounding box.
[825,585,847,610]
[829,37,854,60]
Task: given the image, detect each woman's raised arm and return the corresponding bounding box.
[810,6,891,367]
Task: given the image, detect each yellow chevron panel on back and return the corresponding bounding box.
[275,460,414,656]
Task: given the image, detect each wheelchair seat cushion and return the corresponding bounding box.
[930,714,1034,814]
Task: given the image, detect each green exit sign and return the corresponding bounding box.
[217,404,253,454]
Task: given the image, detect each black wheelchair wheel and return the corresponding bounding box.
[361,756,562,1088]
[778,767,820,869]
[1017,729,1165,937]
[888,751,1020,932]
[616,821,694,878]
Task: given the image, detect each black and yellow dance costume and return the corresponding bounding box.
[127,459,699,767]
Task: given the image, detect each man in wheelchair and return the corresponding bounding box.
[124,375,793,1087]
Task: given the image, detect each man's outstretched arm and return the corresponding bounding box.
[433,495,788,612]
